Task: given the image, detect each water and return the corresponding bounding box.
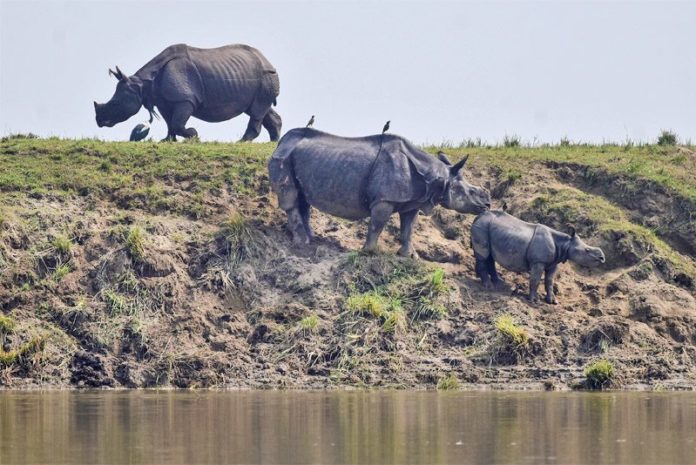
[1,391,696,464]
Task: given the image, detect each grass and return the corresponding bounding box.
[124,226,145,260]
[298,314,319,333]
[53,264,71,282]
[584,359,615,389]
[495,314,529,347]
[0,315,16,335]
[657,130,678,146]
[436,374,460,390]
[0,335,47,367]
[51,234,72,254]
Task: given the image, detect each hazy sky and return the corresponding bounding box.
[1,1,694,144]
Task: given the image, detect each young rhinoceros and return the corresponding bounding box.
[470,210,605,304]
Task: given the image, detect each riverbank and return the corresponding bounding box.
[1,135,695,390]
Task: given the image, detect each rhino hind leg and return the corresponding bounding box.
[487,257,504,286]
[474,253,493,289]
[363,202,394,253]
[262,108,282,142]
[298,194,314,239]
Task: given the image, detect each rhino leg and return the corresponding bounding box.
[286,207,309,245]
[363,202,394,253]
[528,262,545,303]
[241,117,263,142]
[298,194,314,239]
[262,108,282,142]
[487,257,504,287]
[474,253,493,289]
[544,264,558,304]
[397,210,419,258]
[165,102,198,139]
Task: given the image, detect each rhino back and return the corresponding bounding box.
[189,46,270,115]
[488,212,538,272]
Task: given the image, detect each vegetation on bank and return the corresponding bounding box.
[0,134,695,389]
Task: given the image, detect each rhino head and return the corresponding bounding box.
[437,152,491,214]
[566,227,606,267]
[94,66,143,128]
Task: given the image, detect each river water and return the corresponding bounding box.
[1,391,695,464]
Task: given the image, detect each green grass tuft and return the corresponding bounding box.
[125,226,145,260]
[53,264,71,282]
[298,314,319,333]
[657,130,678,146]
[437,374,460,390]
[0,315,16,335]
[51,234,72,254]
[584,359,615,389]
[503,135,521,147]
[495,314,529,346]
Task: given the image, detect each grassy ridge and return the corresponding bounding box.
[2,136,694,200]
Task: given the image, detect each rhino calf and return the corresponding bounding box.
[471,210,605,304]
[269,128,491,256]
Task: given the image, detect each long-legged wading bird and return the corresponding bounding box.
[306,115,315,128]
[382,120,390,134]
[130,122,150,142]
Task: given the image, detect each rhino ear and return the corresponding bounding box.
[568,225,576,237]
[108,68,119,80]
[437,151,452,166]
[450,155,469,176]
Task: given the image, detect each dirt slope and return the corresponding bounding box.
[1,137,695,390]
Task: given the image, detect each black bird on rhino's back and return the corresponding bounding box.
[382,120,390,134]
[306,115,315,128]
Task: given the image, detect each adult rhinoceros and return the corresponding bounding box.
[94,43,281,141]
[269,128,491,257]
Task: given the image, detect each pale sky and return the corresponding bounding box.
[1,0,694,144]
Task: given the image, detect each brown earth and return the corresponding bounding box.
[1,152,695,390]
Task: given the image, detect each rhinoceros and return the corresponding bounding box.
[94,43,281,141]
[269,128,491,256]
[470,210,605,304]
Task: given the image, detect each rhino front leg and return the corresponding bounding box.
[528,262,545,303]
[262,108,282,142]
[397,209,419,258]
[168,102,198,139]
[363,202,393,253]
[544,264,559,305]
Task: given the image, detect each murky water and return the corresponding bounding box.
[1,391,696,464]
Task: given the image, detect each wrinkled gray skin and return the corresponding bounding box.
[269,128,491,256]
[94,44,281,141]
[471,210,605,304]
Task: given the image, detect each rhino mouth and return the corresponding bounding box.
[98,120,116,128]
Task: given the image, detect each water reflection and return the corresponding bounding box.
[1,391,695,464]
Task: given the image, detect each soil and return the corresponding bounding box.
[1,152,695,391]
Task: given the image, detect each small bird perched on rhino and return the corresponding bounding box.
[470,210,605,304]
[269,128,491,257]
[306,115,315,128]
[94,43,282,142]
[382,120,390,134]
